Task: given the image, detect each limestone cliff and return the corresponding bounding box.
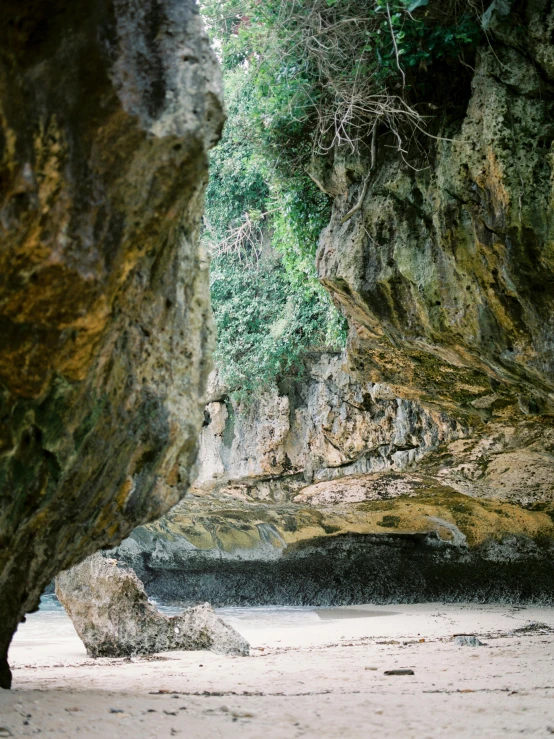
[116,355,554,606]
[116,1,554,607]
[316,1,554,420]
[195,355,462,500]
[0,0,223,687]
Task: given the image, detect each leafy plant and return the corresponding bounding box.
[203,64,347,398]
[202,0,482,159]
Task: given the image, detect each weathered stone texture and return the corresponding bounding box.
[116,480,554,606]
[114,360,554,606]
[0,0,223,687]
[315,4,554,419]
[114,2,554,608]
[194,355,463,501]
[56,554,248,657]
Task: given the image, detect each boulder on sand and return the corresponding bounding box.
[55,554,249,658]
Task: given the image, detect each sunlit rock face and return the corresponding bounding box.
[0,0,223,687]
[115,3,554,607]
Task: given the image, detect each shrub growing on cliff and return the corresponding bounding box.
[204,65,346,397]
[203,0,482,162]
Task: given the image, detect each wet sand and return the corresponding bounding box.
[2,602,554,737]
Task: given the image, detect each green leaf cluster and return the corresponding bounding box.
[202,0,482,160]
[205,65,347,399]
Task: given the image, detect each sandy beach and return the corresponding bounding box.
[1,601,554,737]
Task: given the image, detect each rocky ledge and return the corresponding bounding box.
[116,471,554,606]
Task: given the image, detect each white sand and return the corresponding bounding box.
[2,603,554,737]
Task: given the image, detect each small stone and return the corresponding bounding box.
[0,729,13,737]
[454,635,485,647]
[109,709,124,714]
[384,669,415,676]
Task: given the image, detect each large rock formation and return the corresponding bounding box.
[56,554,248,657]
[195,354,463,500]
[0,0,223,687]
[316,1,554,420]
[117,476,554,606]
[114,2,554,607]
[114,355,554,605]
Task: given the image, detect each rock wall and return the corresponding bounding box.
[117,491,554,605]
[115,1,554,607]
[316,1,554,420]
[116,356,554,606]
[194,354,463,501]
[0,0,223,687]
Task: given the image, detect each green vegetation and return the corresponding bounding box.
[201,0,482,397]
[204,48,347,398]
[377,515,401,528]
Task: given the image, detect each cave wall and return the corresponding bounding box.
[0,0,223,687]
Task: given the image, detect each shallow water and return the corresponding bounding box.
[15,594,399,649]
[37,593,399,625]
[17,594,319,647]
[14,594,79,648]
[161,602,321,629]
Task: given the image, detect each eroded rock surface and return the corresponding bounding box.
[115,3,554,608]
[0,0,223,686]
[116,479,554,605]
[316,4,554,419]
[194,355,464,501]
[116,344,554,605]
[56,554,248,657]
